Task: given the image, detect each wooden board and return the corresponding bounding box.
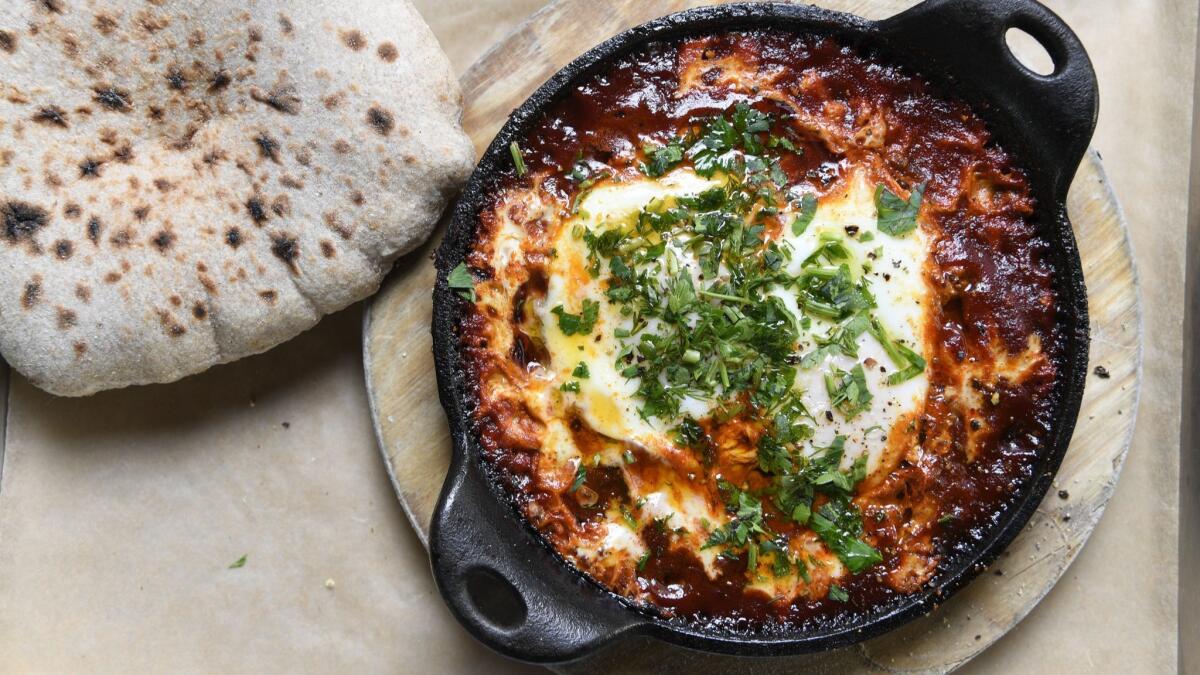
[363,1,1141,671]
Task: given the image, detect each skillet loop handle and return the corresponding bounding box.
[429,457,640,664]
[879,0,1099,200]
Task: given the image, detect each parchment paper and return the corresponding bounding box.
[0,1,1190,673]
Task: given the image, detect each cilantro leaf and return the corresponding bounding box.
[568,463,587,493]
[666,270,697,316]
[825,364,873,419]
[447,262,476,302]
[810,499,883,574]
[552,300,599,335]
[868,317,927,383]
[792,193,818,235]
[703,488,768,551]
[885,344,926,384]
[640,139,685,177]
[875,183,925,236]
[687,116,741,177]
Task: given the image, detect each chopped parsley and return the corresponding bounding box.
[792,193,818,235]
[874,182,925,236]
[552,300,599,335]
[810,499,883,573]
[825,364,873,419]
[619,504,639,530]
[553,103,927,588]
[640,138,685,177]
[703,487,769,552]
[568,463,587,493]
[572,362,590,378]
[828,584,849,602]
[447,262,476,302]
[228,555,248,569]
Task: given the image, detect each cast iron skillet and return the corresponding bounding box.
[428,0,1096,664]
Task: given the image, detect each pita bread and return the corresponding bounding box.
[0,0,473,396]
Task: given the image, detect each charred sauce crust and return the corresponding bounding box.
[457,31,1061,631]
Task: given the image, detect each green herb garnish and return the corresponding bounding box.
[447,262,476,302]
[557,104,909,581]
[640,139,685,177]
[568,464,586,493]
[552,300,599,335]
[810,499,883,573]
[875,182,925,236]
[509,141,527,177]
[825,364,873,419]
[619,504,639,530]
[792,193,818,235]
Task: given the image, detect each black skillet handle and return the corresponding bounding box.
[878,0,1099,201]
[429,452,642,664]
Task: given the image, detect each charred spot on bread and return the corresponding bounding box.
[92,86,133,112]
[366,106,395,136]
[4,201,49,244]
[37,0,65,14]
[93,13,118,36]
[250,78,302,115]
[340,29,367,51]
[165,67,189,91]
[269,233,299,271]
[207,69,232,92]
[86,216,102,245]
[245,197,268,225]
[32,106,69,128]
[151,230,175,253]
[78,158,104,179]
[377,42,398,63]
[109,228,132,248]
[56,307,77,330]
[21,278,42,309]
[0,30,17,54]
[157,310,187,337]
[254,133,282,162]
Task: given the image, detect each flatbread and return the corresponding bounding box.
[0,0,473,396]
